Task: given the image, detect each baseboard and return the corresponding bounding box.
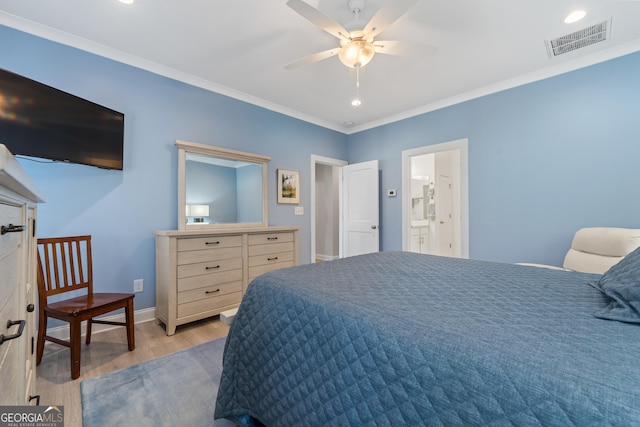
[316,253,339,262]
[43,307,157,342]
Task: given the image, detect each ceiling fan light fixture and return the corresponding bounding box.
[339,39,375,68]
[351,97,362,107]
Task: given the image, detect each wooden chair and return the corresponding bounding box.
[36,235,135,380]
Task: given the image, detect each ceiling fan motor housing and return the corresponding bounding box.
[348,0,366,14]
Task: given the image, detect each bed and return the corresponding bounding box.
[214,251,640,426]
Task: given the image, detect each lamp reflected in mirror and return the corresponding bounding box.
[186,204,210,223]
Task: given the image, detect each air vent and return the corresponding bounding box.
[545,19,611,58]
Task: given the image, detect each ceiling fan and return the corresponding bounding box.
[285,0,435,70]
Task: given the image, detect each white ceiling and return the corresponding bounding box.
[1,0,640,134]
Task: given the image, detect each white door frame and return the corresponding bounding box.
[310,155,348,263]
[401,139,469,258]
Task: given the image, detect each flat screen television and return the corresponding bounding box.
[0,68,124,170]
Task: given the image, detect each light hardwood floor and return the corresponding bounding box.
[36,317,230,427]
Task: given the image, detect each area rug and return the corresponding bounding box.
[81,337,234,427]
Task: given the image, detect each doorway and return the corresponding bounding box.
[310,155,380,262]
[310,155,346,263]
[401,139,469,258]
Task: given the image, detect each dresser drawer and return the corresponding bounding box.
[248,241,294,257]
[248,232,294,246]
[178,280,242,305]
[178,268,243,292]
[248,251,294,268]
[249,260,295,281]
[0,287,20,405]
[177,256,243,279]
[178,235,241,252]
[177,291,242,318]
[0,201,22,260]
[0,240,21,315]
[177,246,242,265]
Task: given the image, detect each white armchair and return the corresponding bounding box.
[521,227,640,274]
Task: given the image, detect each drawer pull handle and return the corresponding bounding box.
[205,289,220,295]
[0,319,26,345]
[205,241,220,245]
[1,224,26,235]
[29,395,41,405]
[267,257,279,261]
[206,265,221,270]
[267,237,278,240]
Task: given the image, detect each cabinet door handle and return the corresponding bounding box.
[206,265,221,270]
[0,319,26,345]
[267,237,278,240]
[1,224,25,235]
[267,257,278,261]
[205,289,220,295]
[205,241,220,245]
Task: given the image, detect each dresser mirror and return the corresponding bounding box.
[176,140,270,230]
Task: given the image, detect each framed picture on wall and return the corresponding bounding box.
[277,169,300,204]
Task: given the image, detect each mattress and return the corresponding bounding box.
[215,251,640,426]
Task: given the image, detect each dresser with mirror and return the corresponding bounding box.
[154,141,299,335]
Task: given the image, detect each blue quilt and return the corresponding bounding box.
[215,251,640,426]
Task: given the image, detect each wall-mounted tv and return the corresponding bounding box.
[0,68,124,170]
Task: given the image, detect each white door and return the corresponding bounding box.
[342,160,379,257]
[436,174,454,256]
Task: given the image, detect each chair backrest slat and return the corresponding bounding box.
[36,235,93,299]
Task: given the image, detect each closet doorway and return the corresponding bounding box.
[310,155,347,263]
[401,139,469,258]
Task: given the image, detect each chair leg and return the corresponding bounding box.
[86,318,92,345]
[125,298,135,351]
[70,319,82,380]
[36,312,47,366]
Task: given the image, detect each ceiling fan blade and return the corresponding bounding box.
[284,48,341,70]
[286,0,350,41]
[373,40,437,56]
[363,0,419,39]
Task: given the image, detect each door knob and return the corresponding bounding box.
[26,304,35,313]
[371,225,378,230]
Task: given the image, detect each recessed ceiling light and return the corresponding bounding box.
[565,10,586,24]
[119,0,134,4]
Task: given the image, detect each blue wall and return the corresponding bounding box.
[348,51,640,265]
[0,25,348,316]
[3,23,640,318]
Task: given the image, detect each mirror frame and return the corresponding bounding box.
[176,140,271,230]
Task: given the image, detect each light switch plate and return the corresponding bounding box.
[294,206,304,215]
